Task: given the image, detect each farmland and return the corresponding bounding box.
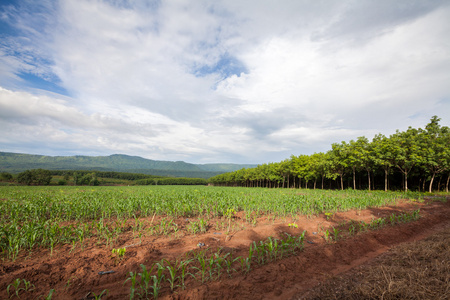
[0,186,449,299]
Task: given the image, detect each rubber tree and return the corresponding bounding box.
[329,142,349,190]
[355,136,374,191]
[313,152,329,189]
[346,139,361,190]
[391,127,422,192]
[372,134,395,191]
[419,116,450,192]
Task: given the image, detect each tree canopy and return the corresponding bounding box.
[209,116,450,192]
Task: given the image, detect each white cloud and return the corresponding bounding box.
[0,0,449,164]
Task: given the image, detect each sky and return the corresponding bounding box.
[0,0,449,164]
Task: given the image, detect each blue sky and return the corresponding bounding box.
[0,0,449,164]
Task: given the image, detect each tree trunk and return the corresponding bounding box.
[321,175,324,190]
[367,170,371,191]
[372,173,375,190]
[314,179,316,190]
[340,175,344,190]
[446,173,449,193]
[384,168,388,192]
[353,167,356,190]
[428,172,436,193]
[404,171,408,192]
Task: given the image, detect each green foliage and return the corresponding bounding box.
[74,172,100,186]
[209,116,450,192]
[135,177,207,185]
[0,172,13,181]
[17,169,52,185]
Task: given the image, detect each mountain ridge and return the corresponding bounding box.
[0,152,257,178]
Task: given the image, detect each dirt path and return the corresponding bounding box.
[0,199,449,299]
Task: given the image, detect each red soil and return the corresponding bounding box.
[1,198,449,299]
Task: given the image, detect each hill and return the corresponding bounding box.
[0,152,256,178]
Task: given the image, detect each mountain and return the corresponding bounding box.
[0,152,257,178]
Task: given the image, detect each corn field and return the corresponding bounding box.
[0,185,424,261]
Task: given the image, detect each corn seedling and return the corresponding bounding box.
[331,227,340,242]
[124,271,138,300]
[348,223,356,235]
[178,259,195,290]
[165,259,180,292]
[324,212,333,220]
[111,247,126,260]
[224,253,239,277]
[266,237,279,261]
[198,218,208,233]
[239,257,252,274]
[324,229,331,243]
[7,278,35,298]
[224,208,236,233]
[358,221,367,232]
[42,289,55,300]
[91,289,108,300]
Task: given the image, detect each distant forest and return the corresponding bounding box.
[0,169,207,186]
[209,116,449,192]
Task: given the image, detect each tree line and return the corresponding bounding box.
[208,116,449,192]
[0,170,207,186]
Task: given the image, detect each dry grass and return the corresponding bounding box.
[298,227,450,300]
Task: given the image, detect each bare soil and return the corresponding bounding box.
[1,198,449,299]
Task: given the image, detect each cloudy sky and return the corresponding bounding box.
[0,0,449,164]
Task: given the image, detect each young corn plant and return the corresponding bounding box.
[331,227,340,242]
[43,289,55,300]
[224,208,236,234]
[150,261,166,299]
[194,255,209,283]
[178,259,195,290]
[111,247,126,261]
[187,220,200,235]
[266,237,279,261]
[7,278,35,299]
[358,221,367,232]
[348,223,356,235]
[224,253,239,277]
[91,289,108,300]
[165,259,180,292]
[198,218,208,233]
[124,271,138,300]
[239,257,252,274]
[323,229,331,243]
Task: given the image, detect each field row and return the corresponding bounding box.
[0,186,425,260]
[4,207,423,299]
